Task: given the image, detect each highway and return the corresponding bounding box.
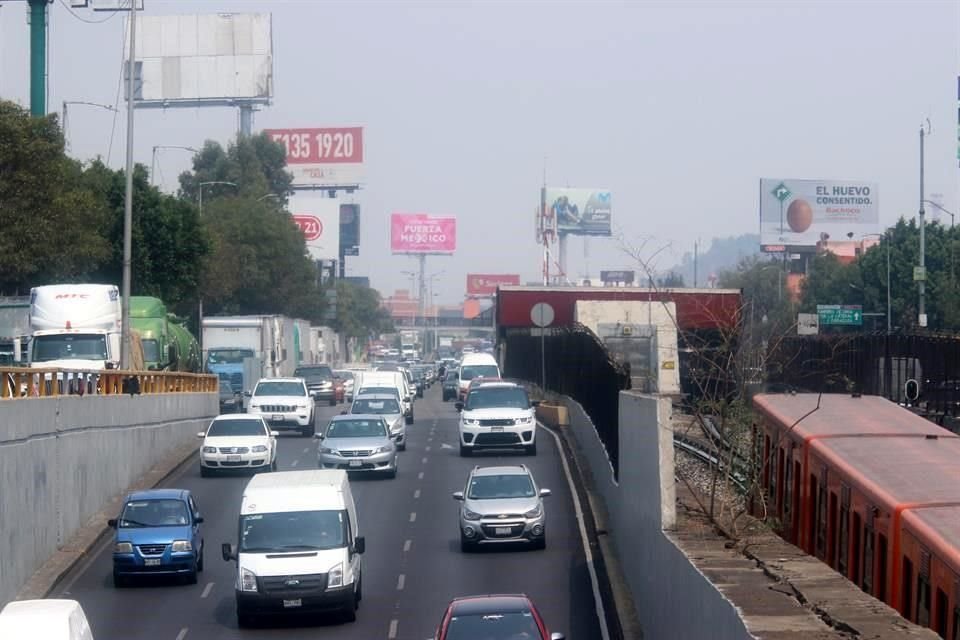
[53,384,603,640]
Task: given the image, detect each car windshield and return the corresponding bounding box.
[119,499,189,527]
[31,334,108,362]
[334,371,354,381]
[445,371,459,382]
[466,387,529,410]
[444,611,543,640]
[218,386,237,399]
[468,474,536,499]
[240,510,346,552]
[141,339,160,364]
[207,419,266,437]
[327,419,387,438]
[460,364,499,381]
[295,367,332,380]
[255,381,306,396]
[207,349,254,365]
[352,398,401,414]
[359,386,398,398]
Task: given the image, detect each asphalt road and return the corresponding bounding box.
[54,384,603,640]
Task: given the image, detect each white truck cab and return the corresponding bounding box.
[28,284,121,371]
[222,470,365,627]
[0,599,94,640]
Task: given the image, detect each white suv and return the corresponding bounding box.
[456,381,538,456]
[245,377,315,437]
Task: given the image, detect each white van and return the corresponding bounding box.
[356,370,415,424]
[0,599,94,640]
[457,352,501,400]
[222,470,365,626]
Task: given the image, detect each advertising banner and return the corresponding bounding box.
[760,178,879,248]
[339,204,360,257]
[288,192,341,261]
[466,274,521,296]
[544,187,612,236]
[600,270,635,284]
[264,127,364,188]
[390,214,456,254]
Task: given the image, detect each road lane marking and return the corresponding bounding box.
[418,471,424,480]
[397,574,406,590]
[427,436,433,442]
[403,539,412,552]
[175,628,188,640]
[425,446,431,452]
[388,619,399,639]
[538,422,611,640]
[440,443,453,450]
[201,582,214,598]
[414,489,421,499]
[291,459,299,467]
[303,447,309,454]
[409,512,417,522]
[421,457,428,464]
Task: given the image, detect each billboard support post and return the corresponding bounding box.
[919,122,928,327]
[557,234,568,285]
[239,104,254,138]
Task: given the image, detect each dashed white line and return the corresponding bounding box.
[290,459,299,467]
[425,445,431,452]
[421,456,428,464]
[414,489,421,499]
[403,539,412,552]
[200,582,214,598]
[427,436,433,442]
[175,628,189,640]
[396,573,406,590]
[418,471,424,480]
[388,619,399,639]
[302,447,309,454]
[409,511,417,523]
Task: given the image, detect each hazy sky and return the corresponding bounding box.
[1,0,958,303]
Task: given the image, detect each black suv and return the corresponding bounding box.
[294,364,336,406]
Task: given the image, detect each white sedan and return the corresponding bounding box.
[198,415,278,477]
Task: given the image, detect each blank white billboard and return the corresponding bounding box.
[127,13,273,103]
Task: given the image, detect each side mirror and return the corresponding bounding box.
[243,390,252,397]
[314,433,325,440]
[454,401,464,412]
[197,431,206,439]
[105,362,116,370]
[452,491,464,501]
[340,409,348,415]
[540,488,552,498]
[221,543,236,562]
[107,518,118,528]
[354,536,366,555]
[531,400,541,407]
[550,634,566,640]
[194,516,205,524]
[270,431,280,437]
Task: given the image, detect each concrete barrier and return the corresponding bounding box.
[0,393,217,605]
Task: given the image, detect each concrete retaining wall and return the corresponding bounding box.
[0,393,217,605]
[563,391,753,640]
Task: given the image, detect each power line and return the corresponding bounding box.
[105,8,128,164]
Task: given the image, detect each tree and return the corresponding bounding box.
[656,271,686,288]
[179,134,292,204]
[333,280,394,339]
[0,101,110,291]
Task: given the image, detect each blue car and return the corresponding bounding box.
[108,489,204,587]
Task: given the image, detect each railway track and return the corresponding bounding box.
[673,431,749,493]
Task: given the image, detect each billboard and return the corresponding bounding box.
[760,178,879,248]
[129,14,273,105]
[390,214,456,254]
[466,274,521,296]
[288,192,340,261]
[600,270,635,284]
[339,204,360,257]
[544,187,612,237]
[264,127,364,188]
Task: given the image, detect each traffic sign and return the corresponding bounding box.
[817,304,862,326]
[771,182,792,202]
[530,303,554,328]
[914,266,927,282]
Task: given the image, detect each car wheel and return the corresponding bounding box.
[460,534,475,553]
[301,425,314,437]
[525,441,537,456]
[459,445,471,457]
[342,587,358,622]
[200,466,212,478]
[113,572,127,588]
[185,567,198,585]
[356,574,362,603]
[237,610,255,628]
[405,414,414,425]
[398,442,406,452]
[533,537,547,551]
[197,544,204,572]
[271,458,278,471]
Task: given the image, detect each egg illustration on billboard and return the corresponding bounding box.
[787,199,813,233]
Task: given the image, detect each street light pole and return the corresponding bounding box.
[120,0,138,370]
[150,145,199,186]
[62,101,118,152]
[918,122,929,327]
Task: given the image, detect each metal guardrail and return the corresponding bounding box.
[1,368,218,399]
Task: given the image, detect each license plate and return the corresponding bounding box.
[348,460,363,468]
[227,454,241,461]
[283,599,302,608]
[494,527,512,536]
[271,414,283,422]
[144,558,161,566]
[492,426,504,432]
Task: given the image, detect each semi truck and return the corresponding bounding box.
[29,284,124,371]
[202,316,291,396]
[400,330,420,360]
[0,297,30,365]
[129,296,200,372]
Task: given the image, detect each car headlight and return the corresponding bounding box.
[241,567,258,592]
[114,542,133,554]
[374,445,392,454]
[463,418,479,426]
[319,447,338,455]
[524,505,543,518]
[171,540,193,552]
[517,416,534,424]
[327,562,343,589]
[463,508,482,521]
[202,446,217,454]
[251,445,268,453]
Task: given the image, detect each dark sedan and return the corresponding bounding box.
[442,370,459,402]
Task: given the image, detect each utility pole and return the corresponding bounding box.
[693,240,698,288]
[918,122,929,328]
[120,0,138,369]
[28,0,48,116]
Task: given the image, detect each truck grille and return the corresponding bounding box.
[479,418,516,427]
[260,405,296,413]
[259,573,327,595]
[138,544,167,556]
[230,373,243,390]
[218,446,250,454]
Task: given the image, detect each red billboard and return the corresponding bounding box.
[264,127,364,188]
[390,214,457,254]
[467,274,521,296]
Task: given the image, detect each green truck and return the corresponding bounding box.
[129,296,201,372]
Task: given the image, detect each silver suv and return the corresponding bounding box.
[452,465,550,552]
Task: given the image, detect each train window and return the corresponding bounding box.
[862,527,874,594]
[838,503,849,576]
[815,477,827,558]
[903,557,914,621]
[851,512,861,585]
[878,534,888,601]
[952,606,960,640]
[783,451,793,526]
[935,588,947,638]
[918,574,931,627]
[829,492,839,568]
[764,435,772,497]
[776,447,785,515]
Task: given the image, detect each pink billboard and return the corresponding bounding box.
[390,214,457,254]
